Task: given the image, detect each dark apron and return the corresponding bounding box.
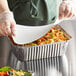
[7,0,61,26]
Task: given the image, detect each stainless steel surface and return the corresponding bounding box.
[8,54,69,76]
[0,37,11,67]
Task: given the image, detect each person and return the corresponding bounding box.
[0,0,76,37]
[0,0,76,74]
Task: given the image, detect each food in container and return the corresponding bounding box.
[24,25,69,46]
[9,25,70,46]
[9,25,72,61]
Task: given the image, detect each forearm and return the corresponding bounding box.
[0,0,9,13]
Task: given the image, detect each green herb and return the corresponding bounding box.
[24,72,32,76]
[0,66,11,71]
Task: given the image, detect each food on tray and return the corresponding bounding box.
[9,25,69,46]
[0,66,32,76]
[24,25,69,46]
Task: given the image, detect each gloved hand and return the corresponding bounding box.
[0,11,16,36]
[59,0,76,19]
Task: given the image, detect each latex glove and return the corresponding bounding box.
[0,11,16,36]
[59,1,76,20]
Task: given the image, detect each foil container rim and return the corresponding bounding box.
[14,39,71,48]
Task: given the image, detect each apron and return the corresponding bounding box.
[7,0,62,26]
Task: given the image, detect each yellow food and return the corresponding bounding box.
[9,25,69,46]
[24,25,69,46]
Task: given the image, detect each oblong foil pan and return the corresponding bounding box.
[9,25,72,61]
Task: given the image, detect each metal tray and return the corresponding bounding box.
[9,25,72,61]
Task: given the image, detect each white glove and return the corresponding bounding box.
[59,0,76,19]
[0,11,16,36]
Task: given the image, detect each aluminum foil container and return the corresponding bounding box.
[10,25,72,61]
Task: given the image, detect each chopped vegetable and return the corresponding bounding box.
[12,25,69,46]
[0,66,32,76]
